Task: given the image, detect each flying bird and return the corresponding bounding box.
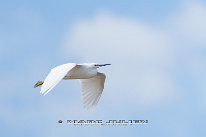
[34,63,110,109]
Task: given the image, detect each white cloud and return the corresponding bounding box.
[65,13,173,64]
[166,2,206,45]
[64,12,178,109]
[63,2,206,110]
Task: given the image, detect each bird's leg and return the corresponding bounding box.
[34,81,44,88]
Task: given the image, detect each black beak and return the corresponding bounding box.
[95,64,111,67]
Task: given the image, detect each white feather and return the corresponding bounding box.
[80,72,106,109]
[40,63,76,95]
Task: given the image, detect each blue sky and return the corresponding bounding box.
[1,0,206,137]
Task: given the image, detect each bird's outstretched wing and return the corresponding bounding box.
[41,63,76,95]
[80,72,106,109]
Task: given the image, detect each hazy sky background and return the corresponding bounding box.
[1,0,206,137]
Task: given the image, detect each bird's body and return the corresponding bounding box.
[34,63,110,109]
[64,63,98,79]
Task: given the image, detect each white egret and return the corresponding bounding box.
[34,63,110,109]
